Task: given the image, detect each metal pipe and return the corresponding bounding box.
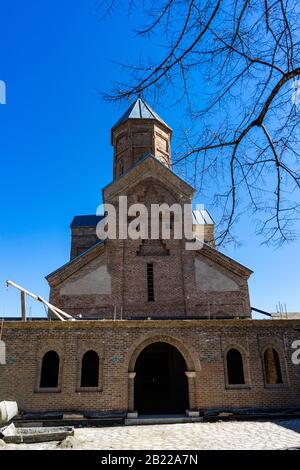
[6,280,75,321]
[21,291,26,321]
[251,307,272,317]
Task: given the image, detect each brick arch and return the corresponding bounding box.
[260,343,289,386]
[126,333,200,414]
[127,333,200,372]
[260,342,285,359]
[222,343,251,387]
[222,343,249,359]
[35,341,64,392]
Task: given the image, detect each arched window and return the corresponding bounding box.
[40,351,59,388]
[264,348,283,384]
[81,350,99,387]
[226,348,245,384]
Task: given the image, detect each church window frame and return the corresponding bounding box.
[261,345,288,388]
[80,350,100,389]
[76,342,104,393]
[36,349,62,393]
[223,344,251,390]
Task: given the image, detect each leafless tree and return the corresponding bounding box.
[101,0,300,247]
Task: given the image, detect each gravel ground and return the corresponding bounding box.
[2,419,300,450]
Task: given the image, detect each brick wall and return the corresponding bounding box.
[48,157,251,320]
[70,226,99,259]
[50,231,251,320]
[112,120,172,178]
[0,319,300,414]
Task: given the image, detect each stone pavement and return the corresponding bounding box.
[2,419,300,450]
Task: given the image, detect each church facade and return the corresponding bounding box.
[1,97,300,419]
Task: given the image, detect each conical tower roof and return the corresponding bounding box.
[112,95,170,130]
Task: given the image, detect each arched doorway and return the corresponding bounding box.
[134,342,189,414]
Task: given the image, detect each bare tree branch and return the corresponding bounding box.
[101,0,300,246]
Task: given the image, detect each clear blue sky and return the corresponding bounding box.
[0,1,299,318]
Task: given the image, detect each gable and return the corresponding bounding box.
[127,177,181,206]
[195,256,240,292]
[103,153,194,203]
[197,242,253,279]
[60,254,111,295]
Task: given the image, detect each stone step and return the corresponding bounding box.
[125,414,203,426]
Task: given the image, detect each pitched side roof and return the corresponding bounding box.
[112,96,170,130]
[197,242,253,279]
[192,209,215,225]
[70,215,104,228]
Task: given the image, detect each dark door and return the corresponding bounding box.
[134,342,188,414]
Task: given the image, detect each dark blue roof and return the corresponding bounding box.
[112,96,170,130]
[70,215,104,228]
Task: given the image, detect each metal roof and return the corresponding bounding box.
[112,96,170,130]
[192,209,215,225]
[71,210,212,228]
[70,215,104,228]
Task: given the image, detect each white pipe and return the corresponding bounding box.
[6,280,75,321]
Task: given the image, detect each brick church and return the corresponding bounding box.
[1,97,300,421]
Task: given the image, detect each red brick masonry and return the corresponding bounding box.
[1,319,300,414]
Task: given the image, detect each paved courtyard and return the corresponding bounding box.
[2,419,300,450]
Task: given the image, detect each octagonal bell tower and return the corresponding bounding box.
[111,96,172,179]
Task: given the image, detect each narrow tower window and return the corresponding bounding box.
[147,263,154,301]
